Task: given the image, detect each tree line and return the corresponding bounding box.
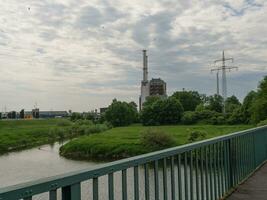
[102,76,267,127]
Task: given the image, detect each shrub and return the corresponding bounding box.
[257,119,267,127]
[105,99,138,127]
[181,111,197,125]
[141,97,184,126]
[104,121,113,129]
[194,110,226,124]
[84,124,109,134]
[75,119,94,126]
[215,116,226,125]
[71,123,110,136]
[140,129,176,151]
[57,119,72,127]
[49,127,66,140]
[209,114,226,125]
[227,107,245,125]
[188,131,207,142]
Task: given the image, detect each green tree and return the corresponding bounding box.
[141,97,183,125]
[206,94,223,113]
[105,99,138,127]
[20,109,25,119]
[172,91,201,111]
[70,112,83,121]
[242,91,257,123]
[225,95,241,114]
[250,76,267,123]
[143,96,161,107]
[227,107,245,124]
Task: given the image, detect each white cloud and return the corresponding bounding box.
[0,0,266,111]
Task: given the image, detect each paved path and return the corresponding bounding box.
[227,163,267,200]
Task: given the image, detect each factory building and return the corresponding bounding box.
[139,50,167,111]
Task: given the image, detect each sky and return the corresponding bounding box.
[0,0,266,112]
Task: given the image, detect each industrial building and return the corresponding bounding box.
[24,110,69,119]
[139,50,167,111]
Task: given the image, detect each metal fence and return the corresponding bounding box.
[0,126,266,200]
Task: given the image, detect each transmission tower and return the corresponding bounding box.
[211,51,238,113]
[210,70,221,95]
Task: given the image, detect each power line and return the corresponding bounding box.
[211,51,238,114]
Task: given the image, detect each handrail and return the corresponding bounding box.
[1,125,267,200]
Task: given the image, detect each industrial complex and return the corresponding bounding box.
[139,50,167,111]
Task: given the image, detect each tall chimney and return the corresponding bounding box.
[143,50,148,82]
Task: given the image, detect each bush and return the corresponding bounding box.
[57,119,72,127]
[227,107,245,125]
[141,97,184,126]
[71,123,110,136]
[195,110,222,124]
[49,127,69,140]
[181,111,197,125]
[75,119,94,126]
[257,119,267,127]
[140,129,176,151]
[104,121,113,129]
[105,99,138,127]
[188,131,207,142]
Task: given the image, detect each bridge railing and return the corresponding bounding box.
[0,125,267,200]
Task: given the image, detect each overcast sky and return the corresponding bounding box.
[0,0,266,112]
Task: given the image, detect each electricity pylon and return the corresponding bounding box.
[211,51,238,114]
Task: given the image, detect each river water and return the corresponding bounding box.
[0,142,206,200]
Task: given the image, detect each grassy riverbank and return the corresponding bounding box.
[60,124,253,161]
[0,119,109,154]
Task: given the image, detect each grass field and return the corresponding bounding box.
[60,124,253,161]
[0,119,72,154]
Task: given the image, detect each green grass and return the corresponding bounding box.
[0,119,72,154]
[60,124,253,161]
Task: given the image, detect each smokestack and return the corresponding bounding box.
[143,50,148,82]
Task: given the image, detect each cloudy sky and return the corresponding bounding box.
[0,0,266,112]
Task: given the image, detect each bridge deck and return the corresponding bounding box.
[227,162,267,200]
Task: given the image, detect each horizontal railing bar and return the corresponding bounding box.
[0,125,266,199]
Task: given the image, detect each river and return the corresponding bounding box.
[0,142,206,200]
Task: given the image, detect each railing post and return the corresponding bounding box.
[62,186,71,200]
[49,189,57,200]
[253,132,256,168]
[62,183,81,200]
[228,139,234,188]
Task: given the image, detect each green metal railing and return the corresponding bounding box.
[0,126,266,200]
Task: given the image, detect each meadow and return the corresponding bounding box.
[0,119,110,154]
[0,119,70,154]
[60,124,253,161]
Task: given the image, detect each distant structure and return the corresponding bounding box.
[23,110,68,119]
[211,51,238,113]
[139,50,167,111]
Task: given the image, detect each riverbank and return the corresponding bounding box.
[60,124,253,161]
[0,119,109,154]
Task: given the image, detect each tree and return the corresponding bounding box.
[105,99,138,126]
[242,91,257,123]
[206,94,223,113]
[225,95,241,106]
[227,107,245,124]
[250,76,267,123]
[225,95,241,114]
[141,97,184,125]
[172,91,201,111]
[20,109,25,119]
[70,112,83,121]
[143,96,161,108]
[181,111,198,125]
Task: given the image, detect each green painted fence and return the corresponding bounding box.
[0,126,267,200]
